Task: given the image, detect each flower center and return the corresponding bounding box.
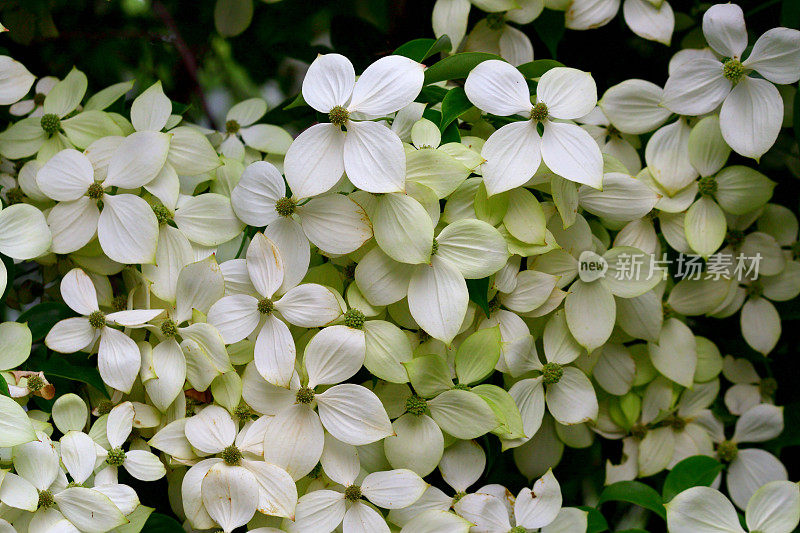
[257,297,274,315]
[530,102,549,122]
[296,386,315,404]
[431,238,439,256]
[697,175,717,196]
[106,447,127,466]
[221,444,242,466]
[225,119,240,134]
[760,377,778,397]
[509,527,527,533]
[96,400,114,415]
[40,113,61,135]
[343,308,366,329]
[37,489,55,509]
[452,491,467,504]
[716,440,738,463]
[111,295,127,312]
[86,182,105,200]
[722,58,744,83]
[453,383,471,391]
[88,311,106,329]
[405,394,427,416]
[344,484,362,502]
[542,362,563,385]
[275,196,296,217]
[234,404,254,420]
[152,203,173,226]
[161,319,178,337]
[328,105,350,127]
[26,374,44,392]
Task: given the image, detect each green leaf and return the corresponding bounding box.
[471,384,525,440]
[1,253,14,303]
[579,506,609,533]
[662,455,724,502]
[394,35,452,62]
[517,59,565,79]
[440,119,461,144]
[533,9,565,59]
[170,102,191,116]
[141,513,184,533]
[0,376,9,397]
[424,52,502,85]
[455,327,501,385]
[39,353,108,397]
[466,277,491,318]
[597,481,666,520]
[417,85,448,105]
[284,92,307,110]
[16,302,75,342]
[440,87,473,132]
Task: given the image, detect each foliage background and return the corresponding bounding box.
[1,0,799,531]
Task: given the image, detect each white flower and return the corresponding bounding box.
[284,53,425,197]
[666,481,800,533]
[45,268,164,393]
[662,3,800,158]
[0,55,35,106]
[0,201,51,296]
[464,60,603,194]
[9,75,57,117]
[218,98,293,160]
[207,232,344,387]
[566,0,675,46]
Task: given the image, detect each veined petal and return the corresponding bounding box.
[665,486,743,533]
[743,27,800,84]
[47,197,100,255]
[54,487,127,533]
[246,232,285,299]
[98,193,158,265]
[745,481,800,533]
[262,404,324,480]
[374,192,434,265]
[294,490,347,533]
[719,76,783,160]
[436,218,509,278]
[349,55,424,116]
[732,403,783,443]
[226,97,267,126]
[242,459,297,519]
[185,404,236,454]
[253,315,296,388]
[408,256,469,344]
[264,217,310,294]
[565,0,620,30]
[202,463,259,533]
[207,294,261,344]
[515,470,562,528]
[361,469,428,509]
[316,383,393,445]
[344,502,390,533]
[302,53,355,113]
[740,297,780,355]
[35,148,94,201]
[98,327,141,393]
[537,67,597,120]
[304,325,365,387]
[354,247,414,306]
[231,161,284,227]
[623,0,674,46]
[104,131,170,189]
[298,194,372,255]
[454,493,512,531]
[283,123,345,199]
[662,59,730,116]
[541,121,603,189]
[60,267,99,315]
[130,81,171,132]
[546,367,598,425]
[124,449,166,481]
[480,120,542,196]
[275,283,343,327]
[45,317,95,353]
[703,3,747,58]
[343,120,406,193]
[464,59,533,116]
[564,280,615,351]
[727,449,787,509]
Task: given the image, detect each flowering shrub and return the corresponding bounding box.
[0,1,799,532]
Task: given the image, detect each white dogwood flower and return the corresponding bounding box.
[45,268,164,392]
[0,201,51,296]
[662,3,800,158]
[464,60,603,194]
[284,53,425,197]
[566,0,675,46]
[9,75,57,117]
[218,98,293,160]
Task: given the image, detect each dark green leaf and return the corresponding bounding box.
[417,85,449,105]
[424,52,502,85]
[394,35,452,62]
[441,119,461,144]
[0,253,13,303]
[142,513,184,533]
[16,302,74,342]
[284,92,307,110]
[170,102,191,116]
[38,353,108,397]
[579,506,609,533]
[0,375,9,397]
[466,277,491,318]
[662,455,724,502]
[517,59,565,79]
[533,9,565,59]
[597,481,666,520]
[440,87,473,131]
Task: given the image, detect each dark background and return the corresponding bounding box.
[2,0,798,531]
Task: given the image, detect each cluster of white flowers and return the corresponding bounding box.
[0,2,798,532]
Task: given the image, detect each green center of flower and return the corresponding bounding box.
[431,238,439,256]
[96,400,114,415]
[40,113,61,135]
[630,424,647,441]
[88,311,106,329]
[161,319,178,337]
[452,491,467,504]
[152,203,173,226]
[697,175,718,196]
[329,105,350,127]
[6,187,24,205]
[37,489,55,509]
[221,444,242,466]
[111,295,127,312]
[760,377,778,397]
[746,282,763,299]
[106,447,127,466]
[454,383,471,391]
[344,484,362,502]
[509,527,527,533]
[296,386,315,404]
[405,394,427,416]
[542,362,563,385]
[66,481,83,488]
[308,462,323,478]
[717,440,738,462]
[234,404,254,420]
[275,196,296,217]
[343,308,366,329]
[726,229,745,248]
[257,297,274,315]
[225,119,240,134]
[486,12,505,30]
[26,374,44,392]
[530,102,549,122]
[86,182,105,200]
[722,58,744,83]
